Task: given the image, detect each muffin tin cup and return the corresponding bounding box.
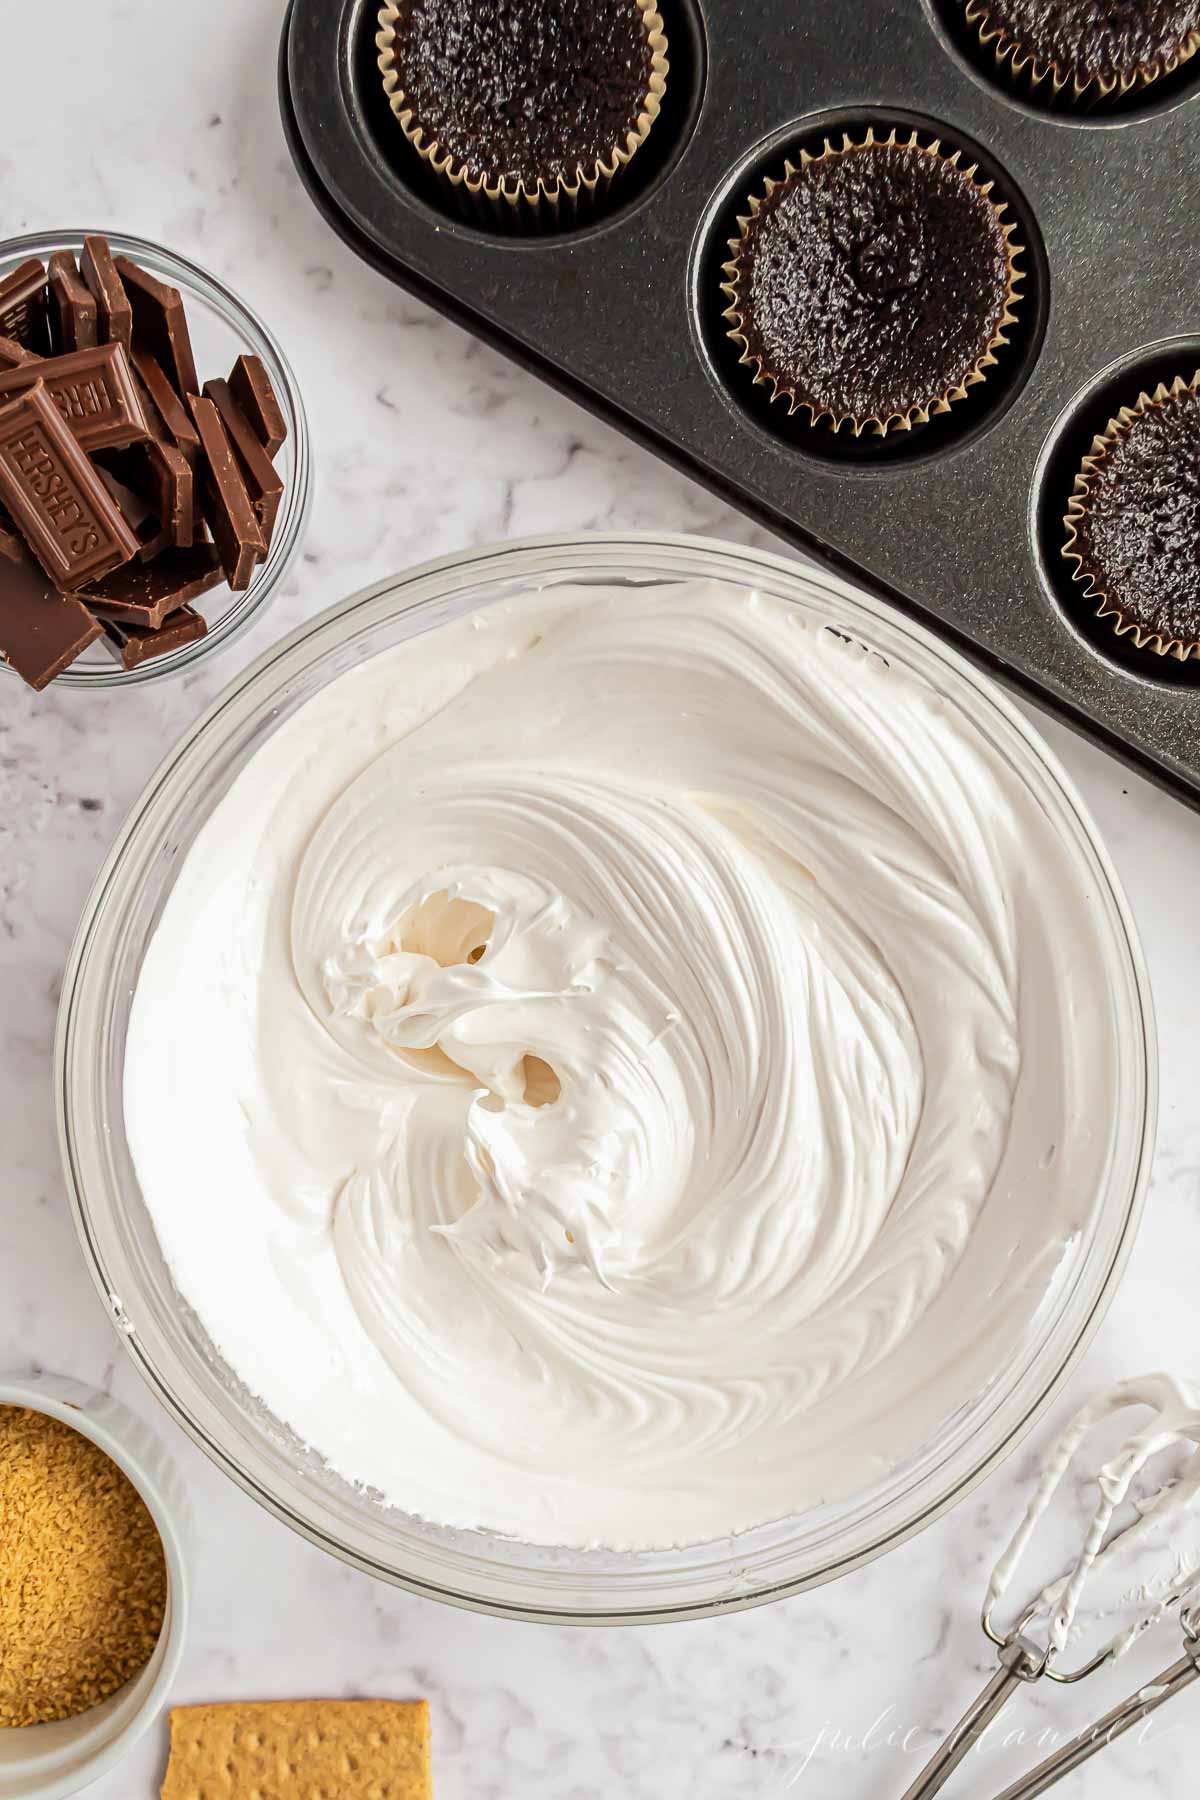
[374,0,670,233]
[282,0,1200,805]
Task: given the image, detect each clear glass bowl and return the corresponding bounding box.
[56,533,1156,1623]
[0,229,311,687]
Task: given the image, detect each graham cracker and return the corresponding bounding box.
[160,1698,431,1799]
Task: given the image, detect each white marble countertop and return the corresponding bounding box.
[3,4,1200,1795]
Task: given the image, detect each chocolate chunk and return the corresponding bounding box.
[80,236,132,352]
[0,520,102,688]
[0,344,149,453]
[83,542,222,629]
[47,252,98,352]
[0,380,139,588]
[100,602,206,668]
[133,348,200,465]
[228,353,286,458]
[189,394,265,589]
[114,256,199,400]
[202,378,283,545]
[99,436,193,550]
[0,335,41,371]
[0,259,49,351]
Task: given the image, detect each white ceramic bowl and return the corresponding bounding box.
[0,1371,190,1799]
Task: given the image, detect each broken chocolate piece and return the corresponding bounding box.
[228,353,286,458]
[0,259,49,350]
[133,348,200,465]
[115,255,199,400]
[202,378,283,545]
[0,518,102,688]
[100,602,206,668]
[99,435,193,550]
[0,335,41,371]
[0,380,139,588]
[83,541,221,628]
[189,394,265,589]
[80,236,132,351]
[47,252,98,352]
[0,344,149,453]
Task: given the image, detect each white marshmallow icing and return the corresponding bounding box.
[124,578,1121,1547]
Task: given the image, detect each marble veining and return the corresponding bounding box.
[3,3,1200,1795]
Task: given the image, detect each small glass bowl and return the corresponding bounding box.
[0,229,311,688]
[0,1370,190,1799]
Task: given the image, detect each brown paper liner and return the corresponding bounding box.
[1062,371,1200,661]
[961,0,1200,103]
[720,129,1025,438]
[376,0,668,232]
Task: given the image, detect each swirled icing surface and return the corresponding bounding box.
[125,576,1120,1547]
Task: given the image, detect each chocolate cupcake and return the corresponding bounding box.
[721,130,1023,437]
[1063,373,1200,660]
[961,0,1200,102]
[376,0,668,228]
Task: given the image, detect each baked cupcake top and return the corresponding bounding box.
[722,135,1020,433]
[967,0,1200,90]
[378,0,659,189]
[1064,377,1200,655]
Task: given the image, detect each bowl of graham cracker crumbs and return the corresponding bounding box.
[0,1371,189,1800]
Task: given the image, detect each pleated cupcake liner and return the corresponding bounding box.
[720,128,1024,438]
[376,0,668,233]
[961,0,1200,104]
[1063,370,1200,661]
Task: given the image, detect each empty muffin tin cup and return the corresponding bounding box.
[0,1370,190,1800]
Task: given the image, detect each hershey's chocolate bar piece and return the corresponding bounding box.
[99,435,193,549]
[114,255,199,399]
[203,377,283,545]
[133,347,200,464]
[228,353,286,458]
[0,343,149,452]
[0,335,41,371]
[100,602,206,668]
[47,252,98,352]
[0,259,49,350]
[84,541,221,628]
[189,394,264,589]
[80,236,132,351]
[0,380,139,588]
[0,518,102,688]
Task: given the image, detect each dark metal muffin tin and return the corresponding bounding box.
[280,0,1200,805]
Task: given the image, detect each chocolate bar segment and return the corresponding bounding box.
[83,541,221,628]
[0,519,102,688]
[0,259,49,350]
[203,378,283,545]
[0,380,139,588]
[100,602,206,668]
[189,394,264,589]
[80,236,132,351]
[99,435,193,550]
[0,335,41,371]
[0,344,149,452]
[228,353,286,458]
[47,252,98,352]
[114,255,199,400]
[133,348,200,465]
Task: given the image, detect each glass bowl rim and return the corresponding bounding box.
[0,226,312,688]
[55,529,1158,1623]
